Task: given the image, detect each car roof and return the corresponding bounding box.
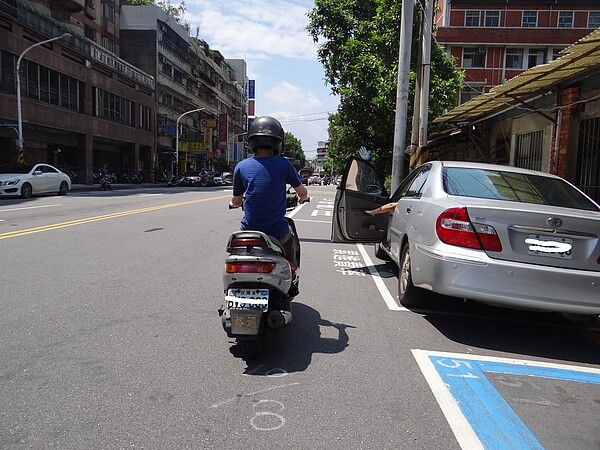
[436,160,560,179]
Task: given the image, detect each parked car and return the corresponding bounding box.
[0,163,71,198]
[332,157,600,320]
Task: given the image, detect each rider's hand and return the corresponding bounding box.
[299,196,309,204]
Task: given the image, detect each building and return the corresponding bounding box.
[435,0,600,104]
[0,0,156,184]
[120,5,247,176]
[0,0,247,184]
[431,28,600,204]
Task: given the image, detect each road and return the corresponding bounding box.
[0,185,599,449]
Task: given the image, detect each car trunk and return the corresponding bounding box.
[462,199,600,271]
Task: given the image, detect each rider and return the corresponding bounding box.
[230,116,308,274]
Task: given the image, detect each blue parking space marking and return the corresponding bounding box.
[412,350,600,450]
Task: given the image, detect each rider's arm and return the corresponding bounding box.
[230,194,243,208]
[293,183,309,204]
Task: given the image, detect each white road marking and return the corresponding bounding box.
[0,204,62,213]
[294,218,330,224]
[286,201,306,218]
[357,243,407,311]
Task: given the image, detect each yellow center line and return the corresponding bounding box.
[0,194,231,240]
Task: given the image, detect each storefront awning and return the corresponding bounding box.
[434,28,600,125]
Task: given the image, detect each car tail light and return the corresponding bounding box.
[225,261,276,274]
[436,207,502,252]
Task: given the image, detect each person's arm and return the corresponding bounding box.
[230,167,244,208]
[293,183,309,203]
[230,194,243,208]
[365,202,397,216]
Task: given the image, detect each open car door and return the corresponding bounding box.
[331,157,390,243]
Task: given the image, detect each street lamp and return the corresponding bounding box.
[16,33,71,164]
[175,107,204,175]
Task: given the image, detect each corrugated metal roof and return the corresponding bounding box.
[434,27,600,125]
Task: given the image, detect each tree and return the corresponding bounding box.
[284,132,306,169]
[307,0,462,176]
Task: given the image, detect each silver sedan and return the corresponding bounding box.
[0,163,71,198]
[332,158,600,320]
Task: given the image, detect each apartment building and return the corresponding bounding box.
[435,0,600,104]
[0,0,156,184]
[0,0,247,183]
[120,5,247,175]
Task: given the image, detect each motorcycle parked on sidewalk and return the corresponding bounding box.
[219,195,308,359]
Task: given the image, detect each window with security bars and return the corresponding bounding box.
[577,118,600,203]
[515,130,543,171]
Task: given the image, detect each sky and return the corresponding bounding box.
[183,0,339,159]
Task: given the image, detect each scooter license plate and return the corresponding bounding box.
[230,309,263,335]
[225,289,269,309]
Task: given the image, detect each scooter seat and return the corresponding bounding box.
[227,230,285,255]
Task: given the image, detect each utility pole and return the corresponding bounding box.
[410,0,434,170]
[418,0,434,150]
[391,0,415,194]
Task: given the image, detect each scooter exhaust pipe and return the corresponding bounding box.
[266,310,292,329]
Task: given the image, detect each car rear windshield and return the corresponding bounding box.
[0,164,33,174]
[443,167,600,211]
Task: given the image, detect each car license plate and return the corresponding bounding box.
[526,235,572,259]
[225,288,269,309]
[230,309,263,335]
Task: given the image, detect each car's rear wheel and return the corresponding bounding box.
[21,182,33,199]
[58,181,69,195]
[398,243,430,309]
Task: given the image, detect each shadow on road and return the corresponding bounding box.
[229,302,355,374]
[419,300,600,365]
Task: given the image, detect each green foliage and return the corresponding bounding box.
[307,0,462,176]
[284,132,306,169]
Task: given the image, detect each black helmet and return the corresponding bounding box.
[247,116,285,155]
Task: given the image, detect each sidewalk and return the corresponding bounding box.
[70,183,232,192]
[70,183,167,192]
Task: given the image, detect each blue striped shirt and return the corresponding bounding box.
[233,156,302,239]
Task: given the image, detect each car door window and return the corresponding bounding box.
[391,164,431,200]
[345,159,385,195]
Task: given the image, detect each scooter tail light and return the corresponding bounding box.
[225,261,276,274]
[231,237,264,247]
[436,207,502,252]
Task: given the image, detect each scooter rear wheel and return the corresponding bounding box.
[237,336,263,360]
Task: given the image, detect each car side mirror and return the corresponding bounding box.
[34,170,42,175]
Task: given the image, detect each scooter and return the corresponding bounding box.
[219,195,308,359]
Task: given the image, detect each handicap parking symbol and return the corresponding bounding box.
[412,349,600,449]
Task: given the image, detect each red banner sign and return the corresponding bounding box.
[218,113,228,150]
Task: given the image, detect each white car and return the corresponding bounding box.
[308,175,322,185]
[0,163,71,198]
